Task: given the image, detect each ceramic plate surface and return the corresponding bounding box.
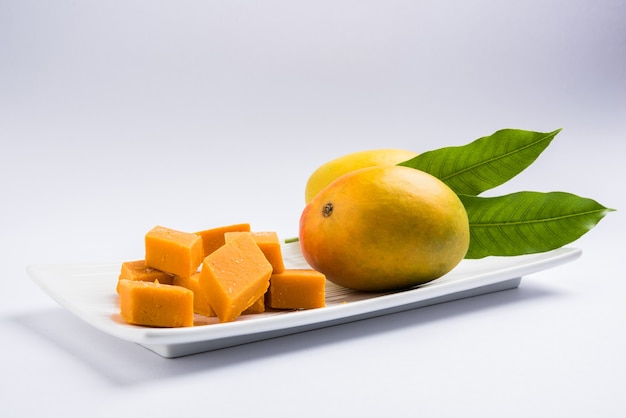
[27,243,581,358]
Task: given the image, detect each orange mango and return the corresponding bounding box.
[299,165,469,291]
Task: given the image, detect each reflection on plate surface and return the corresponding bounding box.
[27,242,581,358]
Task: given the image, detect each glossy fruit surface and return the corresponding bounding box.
[299,165,469,291]
[304,149,418,203]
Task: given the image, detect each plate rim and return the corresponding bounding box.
[26,245,582,353]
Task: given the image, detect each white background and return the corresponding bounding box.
[1,1,625,417]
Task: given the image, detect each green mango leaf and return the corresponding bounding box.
[399,128,562,196]
[460,192,615,259]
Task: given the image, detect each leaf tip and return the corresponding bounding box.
[548,127,563,137]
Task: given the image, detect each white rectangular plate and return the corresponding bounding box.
[27,243,581,358]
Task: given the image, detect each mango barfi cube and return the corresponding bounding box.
[116,260,174,293]
[266,269,326,310]
[118,279,194,328]
[224,231,285,273]
[200,233,272,322]
[195,223,251,257]
[145,226,203,277]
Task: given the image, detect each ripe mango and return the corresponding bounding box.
[299,165,469,291]
[304,149,418,203]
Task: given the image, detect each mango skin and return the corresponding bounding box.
[299,165,469,292]
[304,149,418,204]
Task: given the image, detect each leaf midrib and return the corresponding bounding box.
[470,208,609,227]
[440,131,557,183]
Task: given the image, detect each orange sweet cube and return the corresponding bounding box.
[224,231,285,273]
[145,226,203,277]
[200,233,272,322]
[242,295,265,314]
[266,269,327,310]
[173,273,215,317]
[116,260,174,293]
[118,279,194,328]
[195,223,251,257]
